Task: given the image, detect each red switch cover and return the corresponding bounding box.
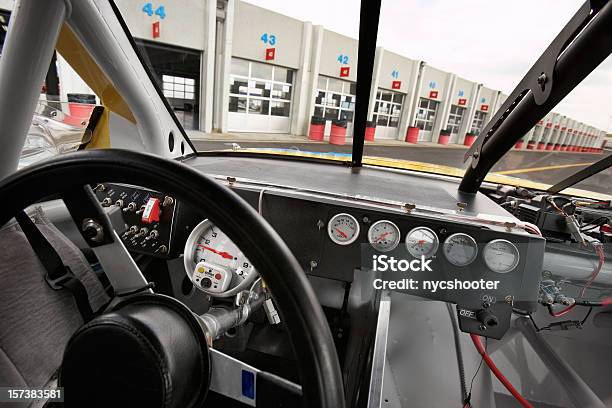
[142,198,161,224]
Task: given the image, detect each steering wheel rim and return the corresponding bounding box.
[0,148,345,408]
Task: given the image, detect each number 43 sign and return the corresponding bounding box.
[142,2,166,19]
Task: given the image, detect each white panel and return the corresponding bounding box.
[232,1,303,69]
[115,0,206,50]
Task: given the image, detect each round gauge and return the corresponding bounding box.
[405,226,439,259]
[328,213,360,245]
[368,220,401,252]
[183,219,258,297]
[443,233,478,267]
[483,239,520,273]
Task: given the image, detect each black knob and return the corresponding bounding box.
[201,278,212,289]
[476,309,499,328]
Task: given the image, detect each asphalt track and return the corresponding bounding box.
[193,140,611,196]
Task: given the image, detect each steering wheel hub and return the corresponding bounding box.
[60,294,210,408]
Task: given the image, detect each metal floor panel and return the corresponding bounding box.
[382,292,495,408]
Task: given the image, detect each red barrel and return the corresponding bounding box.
[526,141,536,150]
[365,121,376,142]
[438,129,450,145]
[537,142,545,150]
[308,116,325,141]
[329,119,348,145]
[514,140,524,149]
[65,102,95,126]
[553,144,561,151]
[406,126,419,143]
[560,145,567,151]
[464,133,477,146]
[545,143,554,151]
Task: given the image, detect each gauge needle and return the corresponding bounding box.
[376,232,391,242]
[198,244,234,260]
[334,227,348,238]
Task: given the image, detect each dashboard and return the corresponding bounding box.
[93,156,546,339]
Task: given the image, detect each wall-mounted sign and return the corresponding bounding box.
[458,98,467,106]
[260,33,277,45]
[429,90,438,99]
[480,97,486,103]
[142,3,166,19]
[458,90,465,97]
[337,54,350,65]
[428,81,437,89]
[340,67,350,77]
[152,21,160,38]
[391,70,400,79]
[265,48,275,61]
[392,81,401,90]
[481,104,489,111]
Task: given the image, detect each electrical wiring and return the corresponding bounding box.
[579,243,605,298]
[462,337,486,408]
[546,242,605,318]
[470,334,534,408]
[523,222,542,236]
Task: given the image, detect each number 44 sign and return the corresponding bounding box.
[142,3,166,19]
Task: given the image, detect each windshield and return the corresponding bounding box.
[117,1,610,197]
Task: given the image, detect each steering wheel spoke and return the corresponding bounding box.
[61,184,151,294]
[209,348,302,407]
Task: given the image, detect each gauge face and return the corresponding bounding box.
[443,233,478,267]
[184,219,257,297]
[483,239,520,273]
[368,220,401,252]
[328,213,360,245]
[405,227,439,259]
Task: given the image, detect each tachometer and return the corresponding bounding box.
[184,219,257,297]
[443,233,478,266]
[328,213,360,245]
[483,239,519,273]
[405,226,438,259]
[368,220,401,252]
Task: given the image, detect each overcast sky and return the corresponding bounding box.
[245,0,612,132]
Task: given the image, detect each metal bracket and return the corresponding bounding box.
[463,0,606,166]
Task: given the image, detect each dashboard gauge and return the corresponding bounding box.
[443,233,478,267]
[328,213,360,245]
[368,220,401,252]
[184,219,258,297]
[405,226,439,259]
[483,239,520,273]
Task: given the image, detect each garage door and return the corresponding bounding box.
[373,89,404,140]
[228,58,294,133]
[414,98,439,142]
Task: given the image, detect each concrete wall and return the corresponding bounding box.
[232,1,304,69]
[318,30,358,82]
[115,0,207,51]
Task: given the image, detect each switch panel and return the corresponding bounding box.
[94,183,176,257]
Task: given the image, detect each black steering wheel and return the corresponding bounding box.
[0,149,345,408]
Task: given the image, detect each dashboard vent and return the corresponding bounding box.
[516,202,539,224]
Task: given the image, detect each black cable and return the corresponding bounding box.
[465,338,487,407]
[446,303,468,405]
[580,307,594,325]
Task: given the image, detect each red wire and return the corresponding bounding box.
[548,303,576,317]
[470,334,534,408]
